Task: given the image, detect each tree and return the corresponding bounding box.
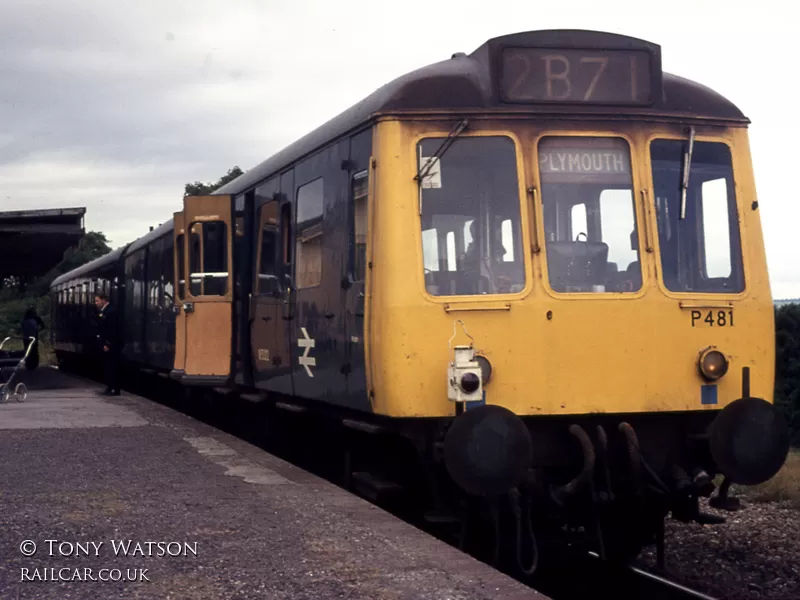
[15,232,111,300]
[184,166,244,196]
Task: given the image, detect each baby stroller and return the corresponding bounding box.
[0,336,36,402]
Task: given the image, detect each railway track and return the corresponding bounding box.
[528,552,719,600]
[113,371,719,600]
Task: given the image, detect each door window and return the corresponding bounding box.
[188,221,229,296]
[295,178,324,289]
[257,202,280,295]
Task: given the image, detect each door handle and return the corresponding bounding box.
[323,312,335,319]
[282,315,294,321]
[261,316,272,322]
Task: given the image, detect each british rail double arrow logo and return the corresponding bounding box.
[298,327,316,377]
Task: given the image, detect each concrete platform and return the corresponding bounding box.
[0,368,545,599]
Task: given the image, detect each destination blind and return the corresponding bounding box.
[500,47,652,105]
[538,137,632,185]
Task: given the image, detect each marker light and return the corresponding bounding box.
[699,348,729,381]
[460,372,481,394]
[447,343,483,403]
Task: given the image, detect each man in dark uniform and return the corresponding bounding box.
[94,292,121,396]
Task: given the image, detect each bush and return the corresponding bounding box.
[746,450,800,508]
[775,304,800,446]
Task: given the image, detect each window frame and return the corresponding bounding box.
[412,129,531,303]
[644,132,748,299]
[162,235,175,307]
[186,220,231,299]
[533,130,647,300]
[351,169,369,283]
[175,233,185,302]
[254,199,281,296]
[294,176,325,290]
[147,241,162,311]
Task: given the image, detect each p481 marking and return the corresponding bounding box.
[691,309,734,327]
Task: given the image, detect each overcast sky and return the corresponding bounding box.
[1,0,797,298]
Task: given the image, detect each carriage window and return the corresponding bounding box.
[651,140,743,293]
[418,135,524,296]
[352,170,368,282]
[296,178,323,289]
[539,136,641,293]
[257,202,280,294]
[189,221,228,296]
[147,244,161,309]
[176,234,185,301]
[163,239,174,305]
[189,227,201,296]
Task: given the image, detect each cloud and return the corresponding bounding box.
[0,0,796,297]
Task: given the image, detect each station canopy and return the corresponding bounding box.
[0,208,86,280]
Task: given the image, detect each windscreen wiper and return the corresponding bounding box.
[415,118,469,216]
[680,126,695,220]
[414,118,469,185]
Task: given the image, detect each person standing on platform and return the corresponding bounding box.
[94,292,122,396]
[20,307,45,370]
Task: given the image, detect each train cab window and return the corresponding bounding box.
[422,229,439,272]
[600,189,639,275]
[189,221,229,296]
[295,177,324,289]
[352,170,368,282]
[571,204,588,239]
[650,140,744,293]
[257,202,280,295]
[538,136,641,293]
[702,179,732,278]
[418,135,525,296]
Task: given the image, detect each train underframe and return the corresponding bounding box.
[359,409,731,574]
[57,351,786,578]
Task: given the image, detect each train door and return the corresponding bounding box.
[290,145,348,402]
[271,171,296,395]
[250,195,286,387]
[341,129,373,410]
[181,195,234,384]
[172,211,187,377]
